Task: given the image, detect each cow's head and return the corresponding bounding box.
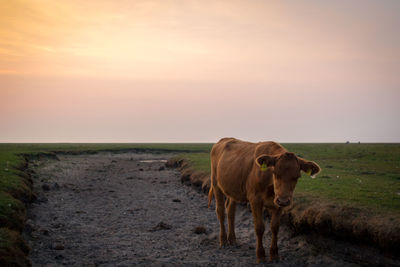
[256,152,320,207]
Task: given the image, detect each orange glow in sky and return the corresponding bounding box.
[1,0,399,142]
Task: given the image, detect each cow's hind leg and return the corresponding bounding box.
[226,197,237,245]
[214,185,227,247]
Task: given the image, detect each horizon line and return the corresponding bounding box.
[1,141,399,144]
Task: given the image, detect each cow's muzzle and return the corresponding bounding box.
[275,198,291,207]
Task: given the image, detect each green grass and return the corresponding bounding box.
[180,152,212,172]
[286,143,400,214]
[178,143,400,215]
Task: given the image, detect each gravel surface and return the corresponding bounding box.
[23,152,399,266]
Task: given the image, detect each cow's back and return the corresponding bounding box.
[211,138,256,202]
[211,138,287,202]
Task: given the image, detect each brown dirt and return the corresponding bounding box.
[23,153,399,266]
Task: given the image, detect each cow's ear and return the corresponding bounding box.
[255,154,277,169]
[299,158,321,178]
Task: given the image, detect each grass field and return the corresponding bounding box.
[180,143,400,215]
[0,142,399,264]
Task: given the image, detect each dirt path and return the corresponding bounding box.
[24,153,399,266]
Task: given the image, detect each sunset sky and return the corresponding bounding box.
[1,0,399,142]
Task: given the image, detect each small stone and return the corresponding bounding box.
[158,166,165,171]
[139,168,144,171]
[55,254,64,260]
[193,226,207,234]
[31,192,38,202]
[40,229,49,236]
[42,184,50,191]
[52,183,60,190]
[53,243,65,250]
[149,222,172,232]
[75,210,86,214]
[24,220,36,235]
[172,199,181,203]
[52,223,64,229]
[37,196,48,203]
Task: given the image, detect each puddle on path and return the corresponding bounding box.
[139,159,168,163]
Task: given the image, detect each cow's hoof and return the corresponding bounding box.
[219,240,228,248]
[219,235,227,247]
[256,257,266,264]
[256,249,266,263]
[228,241,238,247]
[269,254,280,262]
[228,236,237,246]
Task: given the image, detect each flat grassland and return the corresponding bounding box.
[0,143,399,265]
[181,143,400,215]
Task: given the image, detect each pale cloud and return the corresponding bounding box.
[2,0,397,83]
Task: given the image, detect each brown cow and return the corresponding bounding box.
[208,137,321,263]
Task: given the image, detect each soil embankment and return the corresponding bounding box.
[24,153,399,266]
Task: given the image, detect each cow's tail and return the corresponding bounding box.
[208,184,213,208]
[208,161,215,208]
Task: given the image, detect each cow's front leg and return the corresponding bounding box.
[269,208,282,261]
[250,201,265,263]
[226,197,237,245]
[214,186,227,247]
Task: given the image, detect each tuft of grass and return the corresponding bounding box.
[0,228,30,266]
[0,192,26,231]
[178,152,212,172]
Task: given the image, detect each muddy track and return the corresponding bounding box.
[23,153,399,266]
